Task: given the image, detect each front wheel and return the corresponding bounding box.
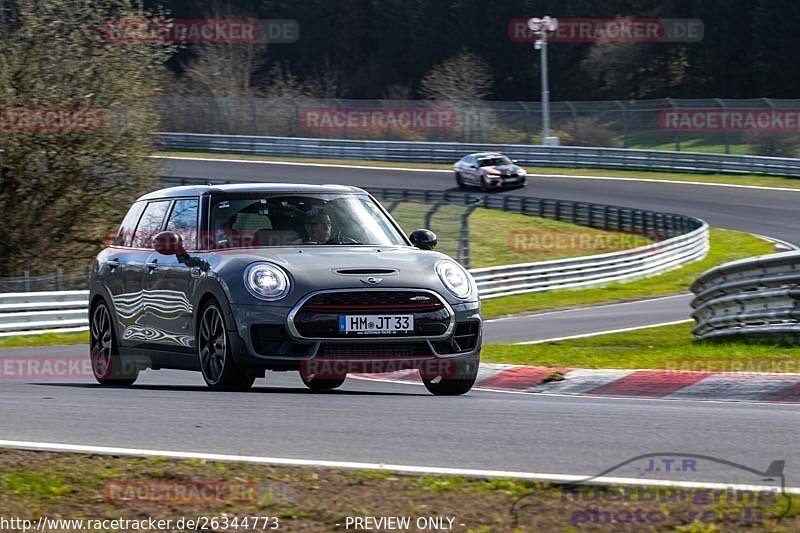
[198,301,255,392]
[455,171,466,188]
[90,301,138,386]
[421,358,479,396]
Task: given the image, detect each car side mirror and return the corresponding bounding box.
[512,160,518,164]
[470,164,477,169]
[410,229,437,250]
[153,231,186,256]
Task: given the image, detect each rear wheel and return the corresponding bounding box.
[198,301,255,391]
[300,372,346,391]
[90,302,138,386]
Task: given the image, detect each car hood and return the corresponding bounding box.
[483,164,521,175]
[208,246,474,306]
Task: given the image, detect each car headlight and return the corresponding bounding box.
[436,260,472,299]
[244,262,290,301]
[519,168,527,176]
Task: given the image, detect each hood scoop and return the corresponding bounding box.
[335,268,398,275]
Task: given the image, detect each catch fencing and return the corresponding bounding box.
[152,96,800,155]
[157,133,800,177]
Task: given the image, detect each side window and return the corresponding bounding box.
[131,200,170,249]
[165,199,199,250]
[113,202,145,247]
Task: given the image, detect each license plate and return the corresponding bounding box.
[339,315,414,334]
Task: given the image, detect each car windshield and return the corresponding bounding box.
[211,193,407,248]
[478,156,512,167]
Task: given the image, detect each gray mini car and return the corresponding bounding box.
[88,184,482,395]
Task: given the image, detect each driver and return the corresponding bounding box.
[304,210,333,244]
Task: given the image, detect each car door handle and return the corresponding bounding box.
[107,259,120,269]
[145,260,159,271]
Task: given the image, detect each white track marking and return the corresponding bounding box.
[484,293,690,323]
[152,155,450,173]
[0,439,796,493]
[153,155,800,192]
[514,319,694,345]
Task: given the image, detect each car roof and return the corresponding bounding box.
[466,152,507,159]
[136,183,367,201]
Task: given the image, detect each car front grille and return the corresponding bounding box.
[301,290,444,313]
[293,290,451,339]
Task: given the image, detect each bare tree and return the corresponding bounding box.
[420,50,494,101]
[180,1,266,98]
[0,0,173,275]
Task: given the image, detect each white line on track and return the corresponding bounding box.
[514,319,694,345]
[1,439,796,493]
[153,155,800,192]
[484,293,690,323]
[152,155,450,173]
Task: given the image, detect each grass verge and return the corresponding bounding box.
[391,202,650,268]
[0,331,88,349]
[155,150,800,190]
[483,322,800,371]
[0,450,794,532]
[481,228,774,319]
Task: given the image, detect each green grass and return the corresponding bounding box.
[481,228,774,319]
[483,322,800,371]
[390,202,650,268]
[0,331,88,348]
[623,132,754,155]
[155,150,800,189]
[1,449,795,531]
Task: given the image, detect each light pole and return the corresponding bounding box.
[528,16,559,146]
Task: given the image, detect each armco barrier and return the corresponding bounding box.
[156,132,800,177]
[0,290,90,337]
[367,189,708,299]
[1,189,708,334]
[691,251,800,341]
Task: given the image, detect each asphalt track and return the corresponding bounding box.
[2,157,799,488]
[2,345,800,487]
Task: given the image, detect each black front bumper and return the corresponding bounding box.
[229,290,482,372]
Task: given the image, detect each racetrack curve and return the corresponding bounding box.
[2,157,799,488]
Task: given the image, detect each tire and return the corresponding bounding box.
[300,372,346,391]
[90,301,139,386]
[455,171,466,188]
[422,358,479,396]
[198,301,255,392]
[480,175,491,192]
